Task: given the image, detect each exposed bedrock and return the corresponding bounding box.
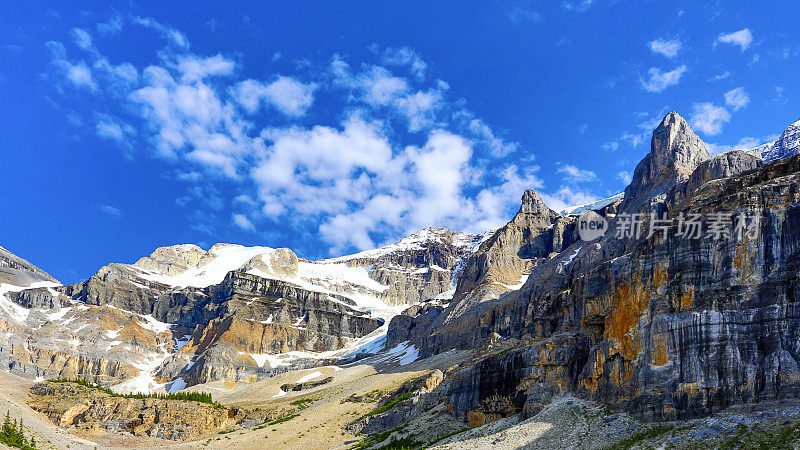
[388,112,800,421]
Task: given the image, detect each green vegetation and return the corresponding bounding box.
[267,413,300,425]
[495,347,517,357]
[290,398,316,409]
[365,391,414,417]
[48,378,224,408]
[349,426,403,450]
[1,411,36,450]
[604,424,674,450]
[716,420,800,450]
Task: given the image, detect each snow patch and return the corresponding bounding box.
[296,371,322,383]
[378,341,420,366]
[167,377,187,393]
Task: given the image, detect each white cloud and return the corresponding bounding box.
[473,165,543,230]
[724,87,749,111]
[464,115,518,157]
[649,39,682,58]
[234,76,317,117]
[96,117,135,143]
[705,135,778,155]
[232,213,255,231]
[381,47,427,79]
[395,89,443,132]
[621,131,646,148]
[46,41,98,90]
[100,204,122,217]
[507,7,542,24]
[71,28,93,50]
[640,65,687,93]
[97,15,123,34]
[540,186,598,211]
[602,141,619,151]
[66,63,96,89]
[362,67,408,105]
[563,0,593,12]
[176,54,235,82]
[47,27,525,254]
[132,16,189,48]
[557,164,598,183]
[716,28,753,51]
[690,102,731,136]
[711,71,730,81]
[617,171,632,185]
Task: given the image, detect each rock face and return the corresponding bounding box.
[387,190,579,349]
[28,381,230,440]
[683,150,763,195]
[0,245,58,286]
[133,244,207,276]
[760,118,800,162]
[387,112,800,423]
[623,111,710,211]
[321,227,481,306]
[1,228,474,390]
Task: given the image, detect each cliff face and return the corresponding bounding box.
[0,245,59,286]
[320,227,480,306]
[28,381,230,440]
[1,228,473,390]
[388,112,800,422]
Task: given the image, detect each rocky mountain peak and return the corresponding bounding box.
[519,189,558,217]
[623,111,709,210]
[0,245,59,286]
[760,117,800,162]
[133,244,207,276]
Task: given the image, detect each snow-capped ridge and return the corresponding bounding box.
[559,192,624,216]
[320,226,480,263]
[757,116,800,162]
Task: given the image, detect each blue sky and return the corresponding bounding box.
[1,0,798,283]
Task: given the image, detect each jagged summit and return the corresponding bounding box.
[321,226,480,263]
[623,111,709,210]
[759,117,800,162]
[519,189,559,217]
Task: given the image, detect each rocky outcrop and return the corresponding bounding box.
[683,150,763,195]
[387,112,800,424]
[387,190,578,349]
[133,244,207,276]
[7,286,66,309]
[322,227,480,306]
[154,271,383,385]
[240,248,299,278]
[281,376,333,392]
[0,245,58,286]
[623,111,709,211]
[29,381,230,440]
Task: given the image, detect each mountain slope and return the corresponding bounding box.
[758,117,800,162]
[382,111,800,426]
[0,227,478,393]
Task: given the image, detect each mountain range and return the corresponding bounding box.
[2,111,800,447]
